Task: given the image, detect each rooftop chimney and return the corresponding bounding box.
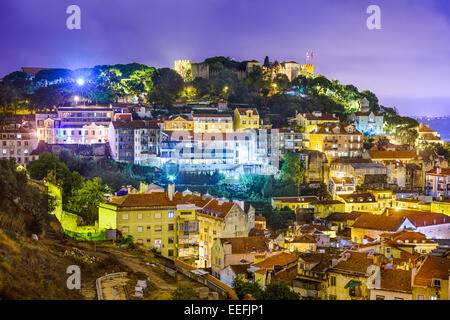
[167,183,175,201]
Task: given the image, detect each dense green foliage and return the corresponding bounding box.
[0,158,54,235]
[232,277,300,300]
[261,280,301,300]
[232,276,263,299]
[27,152,110,224]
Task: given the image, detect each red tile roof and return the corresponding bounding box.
[426,167,450,176]
[414,256,450,286]
[107,193,185,207]
[236,108,259,115]
[418,125,436,133]
[272,196,319,203]
[384,209,450,227]
[253,252,298,270]
[380,269,412,293]
[352,213,406,232]
[332,251,374,274]
[220,236,271,254]
[369,150,417,160]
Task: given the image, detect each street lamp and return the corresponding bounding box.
[76,78,85,86]
[73,95,80,103]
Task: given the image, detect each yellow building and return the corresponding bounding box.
[99,186,251,266]
[233,108,260,130]
[175,191,251,268]
[393,198,431,212]
[310,200,345,219]
[98,189,195,259]
[290,112,340,133]
[164,116,194,131]
[337,193,380,214]
[251,252,298,289]
[366,189,395,213]
[309,123,363,162]
[285,234,317,253]
[430,199,450,216]
[350,213,416,244]
[380,230,438,257]
[412,256,449,300]
[327,251,374,300]
[192,114,234,133]
[271,196,319,211]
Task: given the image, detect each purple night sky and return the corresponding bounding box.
[0,0,449,116]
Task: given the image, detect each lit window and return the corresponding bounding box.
[168,211,174,218]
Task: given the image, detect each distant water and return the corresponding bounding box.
[416,117,450,142]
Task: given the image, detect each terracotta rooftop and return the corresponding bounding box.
[384,209,449,227]
[414,256,450,286]
[253,252,298,271]
[380,269,412,293]
[324,212,364,222]
[332,251,375,274]
[418,125,436,133]
[201,199,235,218]
[369,150,417,160]
[288,234,316,244]
[353,111,383,117]
[314,123,361,135]
[229,264,251,276]
[220,236,271,254]
[380,229,435,244]
[331,157,372,164]
[236,108,259,115]
[298,253,339,273]
[426,167,450,176]
[107,192,185,207]
[272,196,319,203]
[352,213,406,232]
[112,120,149,129]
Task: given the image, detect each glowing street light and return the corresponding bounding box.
[76,78,85,86]
[73,95,80,103]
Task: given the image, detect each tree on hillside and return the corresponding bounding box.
[28,86,64,110]
[121,68,155,99]
[311,75,332,95]
[148,68,184,106]
[0,83,18,113]
[263,56,270,68]
[274,74,290,92]
[261,281,300,300]
[280,152,305,188]
[0,158,54,235]
[66,177,110,224]
[232,277,263,300]
[210,69,239,99]
[34,68,74,84]
[27,152,84,205]
[192,77,211,97]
